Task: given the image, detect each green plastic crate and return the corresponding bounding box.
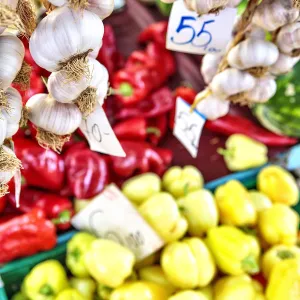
[1,166,299,299]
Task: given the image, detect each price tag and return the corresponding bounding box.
[173,97,206,158]
[80,104,126,157]
[166,0,236,54]
[274,145,300,171]
[71,184,165,261]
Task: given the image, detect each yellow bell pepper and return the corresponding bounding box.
[248,191,272,213]
[206,225,260,275]
[262,244,300,279]
[162,166,203,198]
[84,239,135,288]
[110,281,170,300]
[97,284,113,300]
[258,165,299,206]
[139,192,188,243]
[258,203,299,246]
[122,173,161,204]
[168,290,210,300]
[177,190,219,237]
[218,134,268,171]
[214,275,257,300]
[11,292,28,300]
[55,288,85,300]
[138,265,177,295]
[198,285,213,300]
[215,180,257,226]
[69,277,96,300]
[266,258,300,300]
[161,237,216,289]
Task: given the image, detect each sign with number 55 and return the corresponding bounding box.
[166,0,237,55]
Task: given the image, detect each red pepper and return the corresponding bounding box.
[155,148,173,167]
[110,140,173,178]
[205,114,298,146]
[252,273,267,288]
[8,188,74,231]
[14,138,65,191]
[97,24,124,78]
[0,213,20,225]
[116,86,174,120]
[147,114,168,145]
[0,208,57,263]
[64,148,109,199]
[169,86,197,130]
[113,117,160,141]
[0,195,7,213]
[138,21,168,48]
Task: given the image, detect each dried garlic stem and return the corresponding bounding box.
[0,147,22,172]
[16,0,36,36]
[58,49,92,83]
[291,48,300,57]
[40,0,56,12]
[0,3,25,33]
[68,0,89,10]
[293,0,300,9]
[228,92,249,105]
[76,86,97,118]
[0,184,8,197]
[0,89,10,114]
[19,106,29,128]
[13,61,32,90]
[36,128,71,153]
[246,66,269,77]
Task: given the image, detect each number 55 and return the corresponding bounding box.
[171,16,196,45]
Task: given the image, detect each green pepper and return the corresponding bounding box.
[122,173,161,204]
[55,288,85,300]
[11,292,28,300]
[69,278,96,300]
[22,260,69,300]
[218,134,268,171]
[66,232,97,278]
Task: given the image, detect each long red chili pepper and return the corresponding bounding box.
[205,114,298,146]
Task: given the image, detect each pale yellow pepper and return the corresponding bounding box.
[161,237,216,289]
[258,203,299,246]
[139,192,188,243]
[248,191,272,213]
[177,190,219,237]
[138,265,177,295]
[258,165,299,206]
[55,289,85,300]
[168,290,210,300]
[215,180,257,226]
[262,244,300,279]
[198,285,213,300]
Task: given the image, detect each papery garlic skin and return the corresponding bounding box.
[6,123,19,138]
[196,95,229,120]
[0,27,5,34]
[26,94,82,135]
[2,87,22,124]
[0,118,7,145]
[245,77,277,103]
[227,38,279,70]
[270,52,300,75]
[0,34,24,90]
[201,53,223,84]
[29,6,104,72]
[0,146,17,185]
[253,0,299,32]
[276,22,300,56]
[227,0,241,7]
[47,0,66,5]
[184,0,228,15]
[210,68,256,99]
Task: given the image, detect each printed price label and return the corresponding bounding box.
[71,184,165,261]
[166,0,236,54]
[173,97,206,158]
[80,104,126,157]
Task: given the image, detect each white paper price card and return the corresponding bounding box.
[80,103,126,157]
[71,184,165,261]
[166,0,237,55]
[173,97,206,158]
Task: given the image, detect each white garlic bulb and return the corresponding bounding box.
[270,52,300,75]
[201,53,223,84]
[228,38,279,70]
[253,0,299,32]
[245,77,277,103]
[0,27,5,34]
[29,6,104,73]
[276,22,300,56]
[2,87,22,124]
[184,0,228,15]
[0,117,7,145]
[26,93,82,135]
[196,95,229,120]
[210,68,256,99]
[0,146,17,184]
[227,0,241,7]
[0,33,24,90]
[246,25,266,40]
[6,123,19,138]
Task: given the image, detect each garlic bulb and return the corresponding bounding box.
[227,0,241,7]
[210,68,256,99]
[196,95,229,120]
[29,6,104,73]
[0,117,7,145]
[201,53,223,84]
[0,33,24,90]
[245,77,277,103]
[253,0,299,32]
[270,52,300,75]
[0,27,5,34]
[227,38,279,74]
[6,123,19,138]
[246,25,266,40]
[2,87,22,124]
[184,0,228,15]
[276,22,300,56]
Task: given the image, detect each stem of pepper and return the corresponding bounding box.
[108,83,134,97]
[39,284,54,296]
[241,255,259,274]
[277,250,295,260]
[217,148,235,158]
[146,127,161,136]
[51,210,71,225]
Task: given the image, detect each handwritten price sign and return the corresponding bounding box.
[166,0,236,54]
[80,104,125,157]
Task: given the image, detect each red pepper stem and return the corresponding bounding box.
[146,127,161,136]
[51,210,71,225]
[109,83,134,97]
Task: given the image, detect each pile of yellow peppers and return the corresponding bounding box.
[12,164,300,300]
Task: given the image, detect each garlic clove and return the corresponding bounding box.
[184,0,228,15]
[2,87,22,124]
[0,117,7,145]
[48,0,67,5]
[201,53,223,85]
[5,122,19,138]
[210,68,256,99]
[270,52,300,75]
[88,0,114,20]
[196,94,230,120]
